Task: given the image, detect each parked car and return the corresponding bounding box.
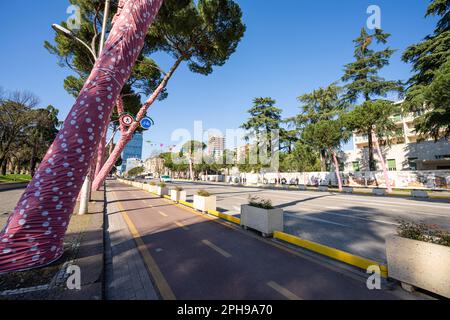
[160,175,172,183]
[144,174,154,180]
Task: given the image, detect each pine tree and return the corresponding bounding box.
[342,28,402,171]
[403,0,450,139]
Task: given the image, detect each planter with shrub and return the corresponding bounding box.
[171,186,187,202]
[386,221,450,298]
[240,196,283,237]
[157,183,169,197]
[148,181,158,194]
[193,190,216,212]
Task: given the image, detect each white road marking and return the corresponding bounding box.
[158,211,168,217]
[201,240,232,258]
[267,281,303,300]
[286,214,351,228]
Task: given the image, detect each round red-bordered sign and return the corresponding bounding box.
[119,113,134,127]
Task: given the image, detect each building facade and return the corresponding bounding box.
[125,158,143,173]
[120,132,143,173]
[208,133,226,160]
[344,108,450,172]
[143,156,166,177]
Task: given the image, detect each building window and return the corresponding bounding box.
[408,158,418,171]
[352,162,360,172]
[387,159,397,171]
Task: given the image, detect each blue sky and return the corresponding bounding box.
[0,1,438,159]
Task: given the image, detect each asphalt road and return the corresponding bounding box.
[0,188,25,229]
[142,179,450,264]
[109,181,415,300]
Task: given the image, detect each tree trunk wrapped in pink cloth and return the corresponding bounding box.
[0,0,164,274]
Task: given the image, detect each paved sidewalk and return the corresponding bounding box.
[105,189,158,300]
[0,189,105,300]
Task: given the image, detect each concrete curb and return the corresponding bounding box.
[0,182,29,191]
[273,231,388,278]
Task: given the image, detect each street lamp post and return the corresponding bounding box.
[52,0,111,215]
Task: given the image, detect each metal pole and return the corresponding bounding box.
[78,0,110,215]
[99,0,111,54]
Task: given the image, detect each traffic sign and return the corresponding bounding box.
[119,113,134,127]
[140,117,154,130]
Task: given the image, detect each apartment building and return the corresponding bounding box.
[208,133,226,160]
[345,105,450,172]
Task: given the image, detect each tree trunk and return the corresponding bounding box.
[0,158,6,176]
[92,57,183,191]
[372,131,392,193]
[332,151,343,191]
[30,144,38,177]
[0,0,164,274]
[367,128,375,171]
[319,150,327,172]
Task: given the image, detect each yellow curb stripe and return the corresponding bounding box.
[208,210,241,225]
[273,231,388,278]
[179,200,194,208]
[201,239,232,258]
[267,281,303,300]
[163,195,171,200]
[117,202,176,300]
[429,195,450,200]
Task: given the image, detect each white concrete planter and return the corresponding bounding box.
[240,205,283,237]
[411,190,428,198]
[343,187,353,193]
[318,186,328,192]
[170,190,187,202]
[143,184,152,192]
[193,195,216,212]
[386,235,450,298]
[157,187,169,197]
[373,188,386,196]
[148,185,158,194]
[299,185,307,190]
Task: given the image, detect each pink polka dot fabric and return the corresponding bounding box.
[0,0,164,274]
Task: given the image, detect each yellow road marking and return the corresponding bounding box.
[175,221,190,231]
[273,231,388,278]
[116,201,176,300]
[267,281,302,300]
[201,240,232,258]
[158,211,168,217]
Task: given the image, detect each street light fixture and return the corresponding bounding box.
[51,23,97,60]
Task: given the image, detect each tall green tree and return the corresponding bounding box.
[402,0,450,139]
[287,84,347,171]
[342,28,402,170]
[26,106,60,176]
[344,100,401,169]
[302,119,350,190]
[241,97,282,157]
[0,91,39,175]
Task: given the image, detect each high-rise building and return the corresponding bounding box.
[120,132,143,173]
[208,133,226,160]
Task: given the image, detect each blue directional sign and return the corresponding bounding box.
[140,117,154,130]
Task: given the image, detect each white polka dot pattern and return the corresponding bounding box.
[0,0,164,274]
